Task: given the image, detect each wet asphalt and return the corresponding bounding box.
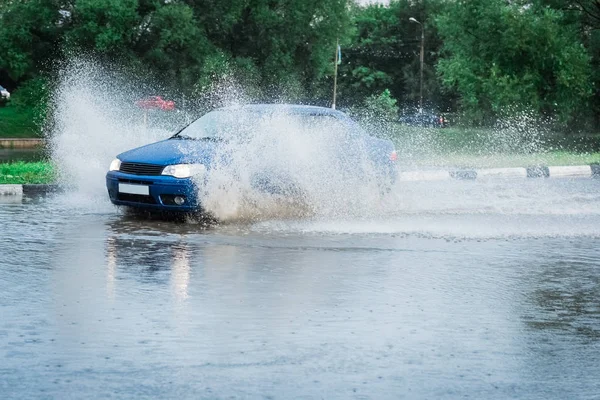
[1,179,600,399]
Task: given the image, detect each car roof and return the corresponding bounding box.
[217,103,349,118]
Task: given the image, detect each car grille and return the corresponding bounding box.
[117,193,157,204]
[119,162,164,176]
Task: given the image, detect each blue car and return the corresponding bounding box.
[106,104,398,216]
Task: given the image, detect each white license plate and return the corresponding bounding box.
[118,183,150,195]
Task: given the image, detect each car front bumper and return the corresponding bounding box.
[106,171,200,212]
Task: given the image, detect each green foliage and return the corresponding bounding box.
[65,0,140,54]
[338,0,446,109]
[0,106,40,138]
[0,0,354,102]
[216,0,354,99]
[0,162,55,184]
[0,0,63,81]
[348,89,399,135]
[139,2,214,90]
[436,0,592,125]
[362,89,399,121]
[10,77,49,109]
[8,77,50,132]
[531,0,600,129]
[0,0,598,129]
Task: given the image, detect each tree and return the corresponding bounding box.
[336,0,447,111]
[64,0,141,60]
[436,0,592,125]
[137,2,215,91]
[0,0,64,83]
[218,0,354,101]
[530,0,600,128]
[1,0,355,103]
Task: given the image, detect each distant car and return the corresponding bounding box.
[398,111,445,128]
[106,104,398,216]
[136,96,175,111]
[0,85,10,100]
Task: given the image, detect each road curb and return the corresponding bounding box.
[0,184,23,196]
[450,169,477,180]
[526,166,550,178]
[22,184,62,195]
[0,184,60,196]
[398,164,597,182]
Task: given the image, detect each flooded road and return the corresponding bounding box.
[1,178,600,399]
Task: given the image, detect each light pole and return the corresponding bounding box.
[332,37,339,110]
[409,17,424,112]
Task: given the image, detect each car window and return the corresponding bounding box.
[179,110,356,140]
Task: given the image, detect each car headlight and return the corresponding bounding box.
[109,158,121,172]
[161,163,206,179]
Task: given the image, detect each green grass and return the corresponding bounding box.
[386,124,600,168]
[0,162,55,184]
[0,106,41,138]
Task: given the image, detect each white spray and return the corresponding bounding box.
[45,60,600,232]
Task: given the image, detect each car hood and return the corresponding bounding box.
[117,138,218,166]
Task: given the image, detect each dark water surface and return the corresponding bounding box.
[0,147,47,162]
[1,180,600,399]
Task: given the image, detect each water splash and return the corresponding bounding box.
[182,110,393,222]
[44,59,600,234]
[47,59,173,208]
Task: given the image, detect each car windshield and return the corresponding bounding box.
[176,109,354,140]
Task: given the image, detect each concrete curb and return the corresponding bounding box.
[0,184,23,196]
[399,165,597,182]
[0,184,60,196]
[22,184,62,195]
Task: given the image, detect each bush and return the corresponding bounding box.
[366,89,399,120]
[10,77,48,108]
[350,89,399,123]
[0,107,40,137]
[9,77,50,129]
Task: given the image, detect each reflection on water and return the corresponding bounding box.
[106,236,117,299]
[170,243,190,302]
[524,254,600,340]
